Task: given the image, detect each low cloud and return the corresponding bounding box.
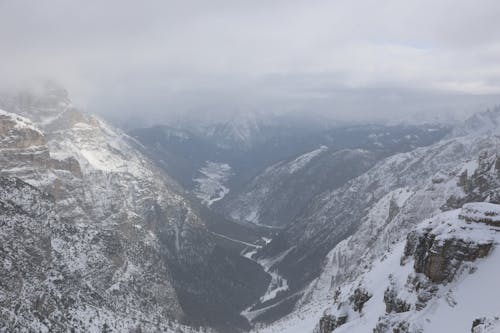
[1,0,500,123]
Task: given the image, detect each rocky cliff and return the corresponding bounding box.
[0,86,267,332]
[254,109,500,333]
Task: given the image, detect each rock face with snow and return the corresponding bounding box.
[221,147,377,228]
[472,317,500,332]
[132,120,448,208]
[0,164,188,332]
[404,204,495,283]
[252,109,500,331]
[0,86,267,332]
[314,205,499,333]
[219,124,448,229]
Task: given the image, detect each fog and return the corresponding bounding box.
[1,0,500,124]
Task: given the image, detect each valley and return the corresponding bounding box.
[1,85,500,333]
[3,2,500,332]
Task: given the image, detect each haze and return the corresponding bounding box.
[1,0,500,124]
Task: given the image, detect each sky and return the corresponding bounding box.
[1,0,500,124]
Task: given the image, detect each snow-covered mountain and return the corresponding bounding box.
[221,147,377,227]
[199,113,265,150]
[0,86,267,332]
[250,108,500,331]
[3,83,499,333]
[132,120,448,217]
[259,204,500,333]
[219,125,448,229]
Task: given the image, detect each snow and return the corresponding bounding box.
[242,248,293,322]
[461,159,479,175]
[257,203,500,333]
[0,109,43,134]
[424,245,500,332]
[460,202,500,225]
[193,161,233,207]
[332,207,499,333]
[332,242,414,333]
[230,206,262,225]
[288,145,327,174]
[259,271,289,303]
[79,148,125,172]
[0,91,224,332]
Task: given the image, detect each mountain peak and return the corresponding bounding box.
[451,106,500,137]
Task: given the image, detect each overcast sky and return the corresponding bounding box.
[1,0,500,124]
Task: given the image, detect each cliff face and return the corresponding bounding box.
[315,204,500,333]
[0,87,266,332]
[0,103,196,331]
[404,204,496,283]
[255,109,500,333]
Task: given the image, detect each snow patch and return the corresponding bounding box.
[288,145,327,174]
[0,109,43,134]
[193,161,233,207]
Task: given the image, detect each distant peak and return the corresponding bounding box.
[451,105,500,137]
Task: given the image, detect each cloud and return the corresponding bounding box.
[1,0,500,122]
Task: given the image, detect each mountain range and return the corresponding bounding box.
[1,84,500,333]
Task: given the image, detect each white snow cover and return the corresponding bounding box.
[0,90,215,332]
[288,145,327,174]
[226,145,329,226]
[0,109,43,134]
[242,249,292,322]
[257,205,500,333]
[193,161,233,207]
[253,117,500,331]
[460,202,500,225]
[48,116,154,178]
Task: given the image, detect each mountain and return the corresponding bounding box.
[219,124,448,228]
[131,119,448,215]
[198,113,265,150]
[250,108,500,331]
[220,147,376,227]
[0,86,268,332]
[260,203,500,333]
[129,116,330,193]
[3,83,496,333]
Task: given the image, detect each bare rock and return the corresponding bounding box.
[318,314,348,333]
[349,287,372,312]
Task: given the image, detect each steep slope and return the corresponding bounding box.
[251,108,500,326]
[0,87,268,332]
[219,124,448,229]
[319,203,500,333]
[131,121,448,200]
[260,204,500,333]
[0,176,213,333]
[221,147,377,227]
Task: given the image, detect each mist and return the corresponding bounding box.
[1,0,500,124]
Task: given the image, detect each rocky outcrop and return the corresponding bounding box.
[444,152,500,211]
[0,87,266,332]
[408,233,491,283]
[256,108,500,333]
[373,317,422,333]
[318,313,348,333]
[49,156,82,177]
[472,317,500,332]
[384,285,411,313]
[348,287,372,313]
[308,203,500,333]
[403,206,495,283]
[460,202,500,226]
